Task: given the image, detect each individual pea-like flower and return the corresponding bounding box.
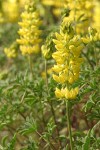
[55,87,79,100]
[52,18,84,100]
[4,42,18,58]
[17,0,42,55]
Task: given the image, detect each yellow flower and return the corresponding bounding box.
[55,87,79,100]
[41,33,54,60]
[2,0,20,23]
[0,13,4,23]
[17,1,42,55]
[52,19,83,100]
[52,65,64,73]
[93,0,100,32]
[4,42,18,58]
[4,48,17,58]
[82,27,100,44]
[81,37,91,44]
[64,87,79,100]
[55,88,64,98]
[41,0,65,17]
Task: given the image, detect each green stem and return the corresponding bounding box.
[66,100,73,150]
[45,59,62,149]
[82,52,94,69]
[28,55,33,77]
[45,59,49,93]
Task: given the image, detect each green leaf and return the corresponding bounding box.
[82,130,91,150]
[1,135,8,147]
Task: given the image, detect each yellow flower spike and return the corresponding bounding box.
[17,1,42,55]
[52,18,83,100]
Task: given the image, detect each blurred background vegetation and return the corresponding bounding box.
[0,0,100,149]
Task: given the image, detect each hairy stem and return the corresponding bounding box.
[45,59,49,92]
[28,55,33,77]
[66,100,73,150]
[45,59,62,149]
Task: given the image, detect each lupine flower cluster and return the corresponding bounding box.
[17,1,42,55]
[52,18,84,100]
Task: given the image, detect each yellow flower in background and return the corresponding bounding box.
[41,0,94,34]
[64,0,94,34]
[41,0,65,17]
[41,68,52,79]
[0,0,26,23]
[2,0,20,23]
[93,0,100,32]
[17,0,42,55]
[4,42,18,58]
[19,0,26,6]
[4,48,17,58]
[0,13,4,23]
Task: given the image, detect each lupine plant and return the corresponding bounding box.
[0,0,100,150]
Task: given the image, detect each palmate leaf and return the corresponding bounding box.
[18,117,37,135]
[0,134,16,150]
[1,135,8,147]
[91,121,100,136]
